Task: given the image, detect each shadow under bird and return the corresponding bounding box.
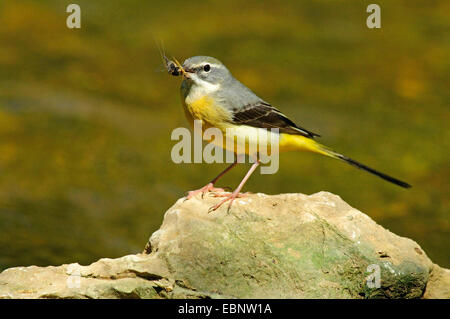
[164,55,411,211]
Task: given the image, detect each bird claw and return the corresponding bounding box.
[186,183,226,200]
[208,192,245,213]
[211,192,249,198]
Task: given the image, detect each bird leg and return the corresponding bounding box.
[186,160,238,199]
[209,160,260,212]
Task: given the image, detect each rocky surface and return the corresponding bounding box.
[0,192,448,299]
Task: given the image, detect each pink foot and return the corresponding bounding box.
[208,191,245,212]
[212,192,249,198]
[186,183,226,200]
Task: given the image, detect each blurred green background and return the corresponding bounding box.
[0,0,448,270]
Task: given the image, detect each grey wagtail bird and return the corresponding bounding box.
[165,55,411,211]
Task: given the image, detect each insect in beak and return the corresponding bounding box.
[160,53,182,77]
[172,58,186,77]
[162,55,180,77]
[157,42,191,78]
[163,54,193,79]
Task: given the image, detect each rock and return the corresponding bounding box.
[423,265,450,298]
[0,192,448,299]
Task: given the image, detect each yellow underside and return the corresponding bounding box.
[184,95,232,131]
[278,133,329,155]
[183,94,330,157]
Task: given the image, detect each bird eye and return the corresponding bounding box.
[203,64,211,72]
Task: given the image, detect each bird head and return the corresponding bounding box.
[171,56,232,88]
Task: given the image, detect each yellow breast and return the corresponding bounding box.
[183,95,232,130]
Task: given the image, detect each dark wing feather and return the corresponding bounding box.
[231,102,320,138]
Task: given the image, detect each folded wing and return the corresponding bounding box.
[231,102,320,138]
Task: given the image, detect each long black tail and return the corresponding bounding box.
[336,153,411,188]
[322,147,411,188]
